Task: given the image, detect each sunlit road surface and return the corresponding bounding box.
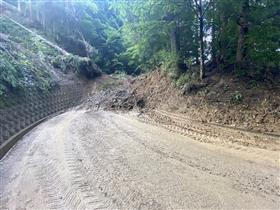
[1,109,279,209]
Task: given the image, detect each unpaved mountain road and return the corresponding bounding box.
[0,109,279,210]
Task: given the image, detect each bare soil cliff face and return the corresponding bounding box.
[131,71,280,135]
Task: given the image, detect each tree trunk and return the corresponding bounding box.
[41,12,45,29]
[210,0,217,66]
[217,11,227,70]
[36,9,40,23]
[194,23,200,65]
[29,0,32,18]
[236,0,249,69]
[198,0,205,80]
[17,0,21,12]
[211,23,216,65]
[170,24,180,54]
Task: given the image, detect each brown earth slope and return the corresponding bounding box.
[83,72,279,151]
[131,71,280,135]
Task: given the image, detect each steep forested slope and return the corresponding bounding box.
[0,16,63,95]
[2,0,279,82]
[1,0,279,105]
[113,0,280,82]
[0,15,100,98]
[3,0,127,73]
[0,0,103,98]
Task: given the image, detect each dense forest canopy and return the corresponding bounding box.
[1,0,280,95]
[111,0,280,80]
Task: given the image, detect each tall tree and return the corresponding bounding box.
[236,0,249,70]
[2,0,279,81]
[188,0,210,80]
[209,0,217,65]
[17,0,21,12]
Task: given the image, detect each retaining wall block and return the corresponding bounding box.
[0,85,88,146]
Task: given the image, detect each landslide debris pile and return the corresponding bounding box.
[83,70,279,135]
[86,88,136,111]
[84,75,141,111]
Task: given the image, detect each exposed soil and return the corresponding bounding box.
[1,109,279,210]
[131,70,280,135]
[84,74,137,111]
[1,73,280,210]
[83,72,280,151]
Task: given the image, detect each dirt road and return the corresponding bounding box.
[0,109,279,209]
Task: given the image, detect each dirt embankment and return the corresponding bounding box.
[83,72,280,151]
[131,71,280,135]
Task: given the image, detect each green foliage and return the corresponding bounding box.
[112,0,279,81]
[52,55,101,78]
[0,54,23,95]
[52,55,65,71]
[113,71,127,79]
[14,0,124,74]
[74,56,101,78]
[2,0,280,91]
[230,91,244,104]
[0,16,58,95]
[0,49,51,95]
[112,0,194,74]
[157,51,181,79]
[176,74,190,88]
[175,71,199,88]
[235,66,248,77]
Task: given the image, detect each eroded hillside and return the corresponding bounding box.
[84,72,280,137]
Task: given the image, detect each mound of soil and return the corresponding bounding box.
[84,75,139,111]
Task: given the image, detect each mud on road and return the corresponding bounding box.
[0,109,279,209]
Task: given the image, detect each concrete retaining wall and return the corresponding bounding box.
[0,84,87,146]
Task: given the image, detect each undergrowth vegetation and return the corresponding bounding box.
[0,17,54,95]
[51,55,101,78]
[1,0,279,98]
[0,16,100,97]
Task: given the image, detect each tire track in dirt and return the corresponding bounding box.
[73,112,163,209]
[0,126,43,210]
[20,111,110,210]
[137,110,280,168]
[64,123,113,210]
[30,159,86,210]
[106,112,280,197]
[59,110,112,210]
[142,109,280,151]
[1,110,279,209]
[63,151,112,209]
[30,113,88,210]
